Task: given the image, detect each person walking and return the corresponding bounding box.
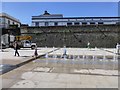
[14,41,20,56]
[34,46,38,57]
[116,43,120,55]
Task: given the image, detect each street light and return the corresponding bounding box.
[0,28,3,52]
[8,30,10,48]
[1,35,3,52]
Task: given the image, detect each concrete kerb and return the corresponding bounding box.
[99,48,116,54]
[15,48,60,68]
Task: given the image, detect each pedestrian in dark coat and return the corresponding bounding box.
[14,41,20,56]
[34,46,38,57]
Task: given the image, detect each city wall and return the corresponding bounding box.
[21,25,120,48]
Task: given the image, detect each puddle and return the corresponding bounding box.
[0,64,17,75]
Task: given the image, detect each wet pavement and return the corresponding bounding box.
[0,48,119,88]
[1,59,118,88]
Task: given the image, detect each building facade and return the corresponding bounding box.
[0,13,21,28]
[32,11,120,27]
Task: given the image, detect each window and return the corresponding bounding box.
[13,22,14,25]
[8,20,10,25]
[26,41,30,43]
[54,22,58,26]
[98,22,103,24]
[35,22,39,26]
[117,22,120,25]
[90,22,95,25]
[67,22,72,26]
[82,22,87,25]
[0,18,1,23]
[45,22,49,26]
[74,22,79,25]
[0,18,5,23]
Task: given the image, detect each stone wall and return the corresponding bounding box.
[21,25,120,48]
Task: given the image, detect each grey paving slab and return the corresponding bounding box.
[2,78,20,88]
[11,80,35,88]
[35,81,67,88]
[30,72,58,82]
[8,71,118,88]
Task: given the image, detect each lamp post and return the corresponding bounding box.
[1,35,3,52]
[0,28,3,51]
[8,30,10,48]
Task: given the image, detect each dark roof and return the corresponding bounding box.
[43,11,50,15]
[32,17,120,20]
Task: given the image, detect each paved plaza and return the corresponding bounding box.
[0,47,57,65]
[0,47,119,88]
[50,48,117,55]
